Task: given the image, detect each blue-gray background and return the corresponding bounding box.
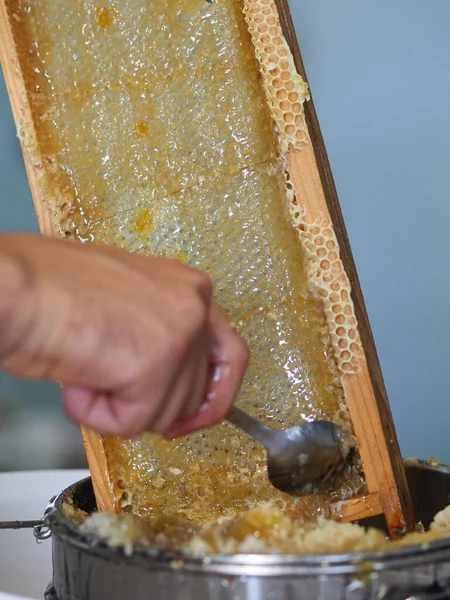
[0,1,449,469]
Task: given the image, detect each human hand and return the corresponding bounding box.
[0,234,249,438]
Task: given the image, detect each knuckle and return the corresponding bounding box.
[119,358,146,388]
[178,265,213,302]
[176,292,208,330]
[191,271,213,302]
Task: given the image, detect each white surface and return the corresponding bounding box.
[0,470,89,600]
[0,594,34,600]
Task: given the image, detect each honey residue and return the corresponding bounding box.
[134,209,153,235]
[78,501,450,555]
[175,253,188,264]
[135,121,149,137]
[96,6,117,30]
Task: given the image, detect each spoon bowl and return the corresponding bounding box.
[227,407,354,496]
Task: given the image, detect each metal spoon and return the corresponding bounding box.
[226,406,354,496]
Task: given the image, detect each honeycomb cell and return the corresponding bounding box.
[289,207,364,376]
[242,0,310,151]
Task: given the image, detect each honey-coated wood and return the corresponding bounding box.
[81,429,115,512]
[0,3,55,236]
[0,0,414,536]
[331,492,382,523]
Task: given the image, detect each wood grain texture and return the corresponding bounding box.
[278,0,414,536]
[81,428,115,512]
[0,1,55,236]
[331,492,382,523]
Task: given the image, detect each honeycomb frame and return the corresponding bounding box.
[0,0,414,538]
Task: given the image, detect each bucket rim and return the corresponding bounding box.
[47,460,450,577]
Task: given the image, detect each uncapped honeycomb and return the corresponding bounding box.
[4,0,367,536]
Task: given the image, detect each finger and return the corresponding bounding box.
[150,332,210,433]
[179,328,211,420]
[63,386,148,437]
[78,241,214,304]
[62,309,211,436]
[164,306,249,439]
[162,360,229,439]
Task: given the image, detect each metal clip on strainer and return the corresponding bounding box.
[0,497,54,542]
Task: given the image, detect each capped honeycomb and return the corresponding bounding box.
[242,0,310,152]
[3,0,367,536]
[290,212,364,375]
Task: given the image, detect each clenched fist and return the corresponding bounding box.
[0,234,249,438]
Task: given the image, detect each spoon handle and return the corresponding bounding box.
[226,406,279,449]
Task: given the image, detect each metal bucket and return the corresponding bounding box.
[43,461,450,600]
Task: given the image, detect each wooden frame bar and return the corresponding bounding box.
[276,1,414,535]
